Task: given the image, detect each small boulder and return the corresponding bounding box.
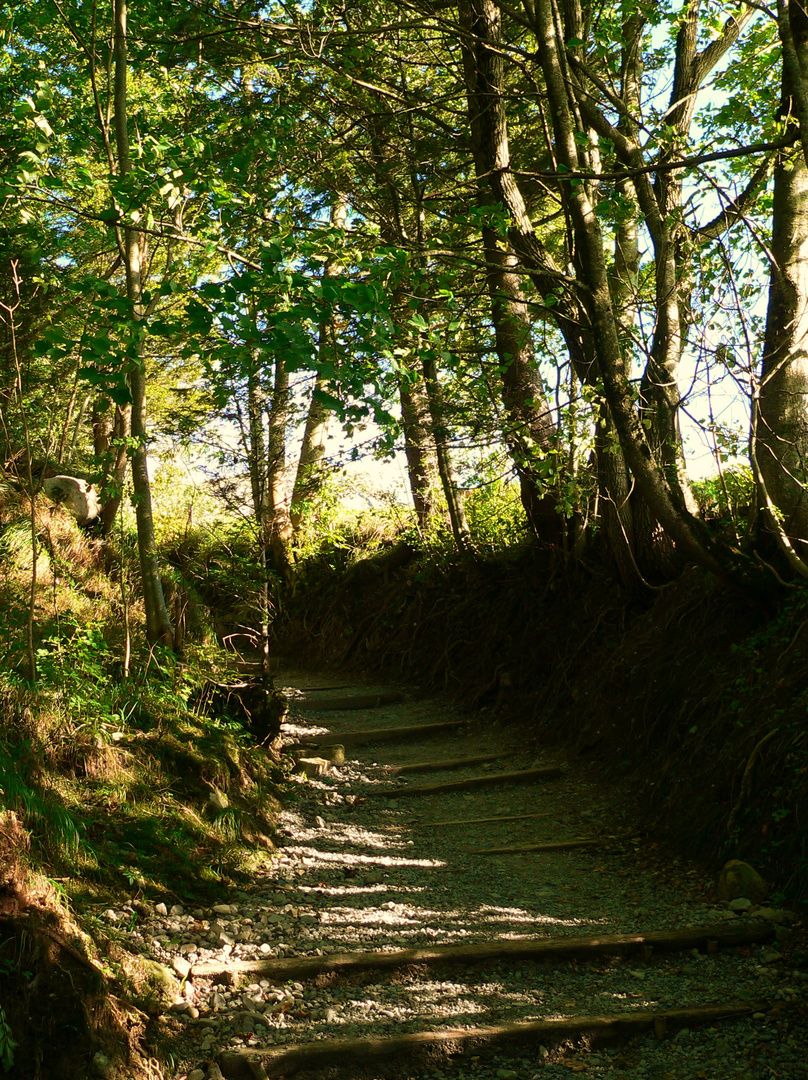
[756,907,790,924]
[171,955,192,979]
[297,757,330,778]
[42,475,99,525]
[729,897,752,912]
[717,860,768,904]
[319,744,345,766]
[134,958,178,1010]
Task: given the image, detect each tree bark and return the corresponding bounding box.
[398,363,441,528]
[291,197,347,530]
[759,8,808,556]
[95,399,131,536]
[113,0,173,645]
[420,347,473,551]
[481,231,565,546]
[460,0,637,565]
[266,351,294,581]
[530,0,761,590]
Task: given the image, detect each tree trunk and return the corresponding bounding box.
[291,197,347,530]
[266,352,294,580]
[420,348,473,551]
[245,360,273,673]
[398,364,442,528]
[95,399,131,536]
[481,231,564,546]
[290,379,330,530]
[459,2,565,547]
[113,0,173,645]
[530,0,761,591]
[759,9,808,556]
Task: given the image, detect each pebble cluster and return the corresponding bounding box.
[99,683,806,1080]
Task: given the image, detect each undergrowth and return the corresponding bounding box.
[0,486,287,1079]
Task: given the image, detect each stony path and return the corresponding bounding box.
[120,672,805,1080]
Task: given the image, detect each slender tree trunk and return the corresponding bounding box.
[460,0,636,572]
[56,373,81,466]
[95,399,131,536]
[67,392,92,463]
[398,364,442,528]
[1,279,37,680]
[291,380,330,530]
[420,348,473,551]
[113,0,173,645]
[759,10,808,556]
[245,360,273,674]
[266,353,294,581]
[481,231,564,546]
[291,197,347,530]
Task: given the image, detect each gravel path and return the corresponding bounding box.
[105,672,806,1080]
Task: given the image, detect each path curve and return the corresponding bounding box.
[145,670,804,1080]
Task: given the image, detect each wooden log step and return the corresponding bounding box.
[289,684,353,692]
[479,838,600,855]
[368,764,564,797]
[290,719,467,748]
[388,752,510,775]
[296,691,404,711]
[420,810,553,828]
[217,1000,768,1078]
[193,921,775,983]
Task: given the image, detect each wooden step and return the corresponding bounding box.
[388,751,510,775]
[479,838,600,854]
[289,719,467,748]
[193,920,775,983]
[368,763,564,797]
[217,999,769,1078]
[419,810,553,828]
[296,691,404,711]
[287,684,354,693]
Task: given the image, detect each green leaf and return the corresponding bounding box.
[312,388,345,416]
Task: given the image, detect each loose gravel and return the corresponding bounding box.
[100,671,807,1080]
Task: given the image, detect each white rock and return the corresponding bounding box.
[42,475,100,525]
[170,904,185,916]
[172,956,192,979]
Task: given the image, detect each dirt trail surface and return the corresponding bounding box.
[137,671,805,1080]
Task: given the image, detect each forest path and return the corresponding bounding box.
[160,669,802,1080]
